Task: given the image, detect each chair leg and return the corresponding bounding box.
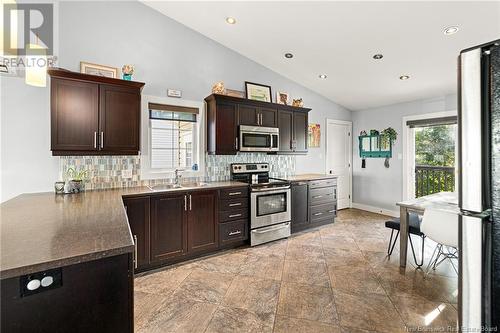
[408,234,425,268]
[388,231,399,256]
[387,229,394,254]
[425,243,440,275]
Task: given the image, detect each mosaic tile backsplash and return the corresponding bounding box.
[59,153,296,190]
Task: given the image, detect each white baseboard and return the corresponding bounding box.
[351,202,399,218]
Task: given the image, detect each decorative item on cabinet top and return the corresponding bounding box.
[80,61,118,79]
[276,91,290,105]
[245,81,272,103]
[292,98,304,107]
[121,64,134,81]
[212,81,226,94]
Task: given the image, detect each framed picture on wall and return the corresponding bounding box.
[308,123,321,148]
[245,81,272,103]
[80,61,118,78]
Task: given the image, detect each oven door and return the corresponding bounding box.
[250,187,291,229]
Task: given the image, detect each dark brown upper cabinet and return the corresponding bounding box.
[48,68,145,156]
[238,104,277,127]
[278,109,309,154]
[205,94,310,155]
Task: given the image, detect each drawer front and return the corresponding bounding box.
[250,222,291,246]
[309,178,337,189]
[219,219,248,245]
[219,197,249,211]
[219,187,249,200]
[219,208,248,222]
[309,187,336,205]
[310,202,337,223]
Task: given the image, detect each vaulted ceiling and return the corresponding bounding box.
[144,1,500,110]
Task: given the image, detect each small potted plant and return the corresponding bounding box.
[65,167,89,193]
[122,64,134,81]
[380,127,397,148]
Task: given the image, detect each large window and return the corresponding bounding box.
[140,97,204,180]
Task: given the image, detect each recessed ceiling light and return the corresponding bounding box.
[318,74,327,79]
[284,53,294,59]
[226,17,236,25]
[444,26,459,35]
[399,75,410,80]
[373,54,383,60]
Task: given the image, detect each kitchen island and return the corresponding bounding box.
[0,180,247,333]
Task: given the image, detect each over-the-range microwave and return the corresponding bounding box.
[239,125,279,152]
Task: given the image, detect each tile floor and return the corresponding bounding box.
[134,208,459,333]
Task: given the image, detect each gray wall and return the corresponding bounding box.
[1,1,351,202]
[351,94,457,212]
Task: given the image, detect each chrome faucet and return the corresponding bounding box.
[174,169,182,186]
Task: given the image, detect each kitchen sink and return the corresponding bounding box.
[147,184,182,191]
[147,182,209,191]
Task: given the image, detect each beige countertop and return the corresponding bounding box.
[284,174,338,182]
[0,181,247,279]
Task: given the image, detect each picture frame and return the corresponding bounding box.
[276,91,290,105]
[80,61,118,78]
[308,123,321,148]
[245,81,272,103]
[226,89,245,98]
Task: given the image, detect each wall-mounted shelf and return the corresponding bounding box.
[359,135,392,158]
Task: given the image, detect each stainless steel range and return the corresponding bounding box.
[231,163,291,246]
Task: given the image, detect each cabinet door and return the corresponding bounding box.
[51,78,99,152]
[215,102,238,154]
[123,196,150,270]
[278,110,293,152]
[150,194,187,262]
[259,107,277,127]
[238,104,259,126]
[99,85,140,154]
[187,190,218,253]
[292,182,309,230]
[293,112,308,153]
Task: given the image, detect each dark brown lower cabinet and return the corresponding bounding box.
[187,190,218,254]
[150,193,188,263]
[291,181,309,232]
[123,196,150,270]
[291,178,338,233]
[1,254,133,333]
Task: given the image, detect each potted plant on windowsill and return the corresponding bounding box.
[65,167,89,193]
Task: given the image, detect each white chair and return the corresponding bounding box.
[420,209,459,275]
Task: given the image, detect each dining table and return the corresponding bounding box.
[396,191,460,268]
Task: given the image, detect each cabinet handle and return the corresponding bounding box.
[235,137,238,150]
[100,132,104,149]
[228,192,242,196]
[133,235,138,269]
[256,113,260,125]
[189,194,192,211]
[229,213,242,218]
[313,212,323,216]
[229,230,242,236]
[260,114,263,125]
[94,132,97,149]
[184,195,187,211]
[328,210,336,213]
[313,195,323,199]
[229,203,242,207]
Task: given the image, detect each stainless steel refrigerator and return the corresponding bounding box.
[458,39,500,331]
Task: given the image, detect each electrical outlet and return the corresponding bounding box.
[122,169,132,179]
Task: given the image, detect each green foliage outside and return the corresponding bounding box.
[414,125,456,197]
[415,125,456,167]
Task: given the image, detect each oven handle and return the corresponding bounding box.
[252,222,290,234]
[251,185,290,192]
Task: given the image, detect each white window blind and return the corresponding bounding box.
[149,104,197,170]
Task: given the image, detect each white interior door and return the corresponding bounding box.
[326,119,352,210]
